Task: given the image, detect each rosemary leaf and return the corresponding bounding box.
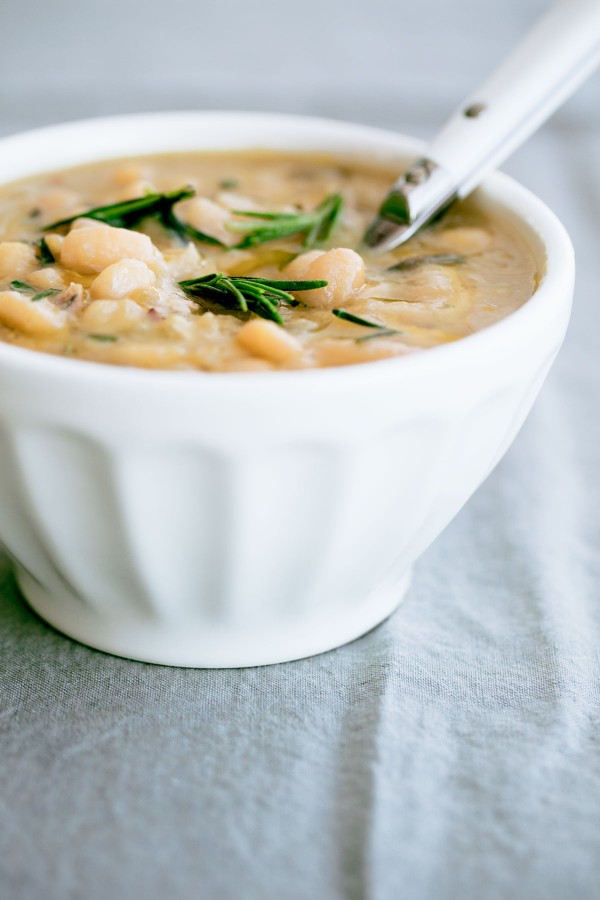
[88,334,117,342]
[10,280,36,293]
[304,193,344,247]
[228,216,313,247]
[10,280,62,302]
[220,277,248,312]
[234,276,326,292]
[37,237,55,264]
[332,308,401,341]
[179,274,327,324]
[227,193,343,249]
[229,210,300,221]
[31,288,63,302]
[332,308,381,328]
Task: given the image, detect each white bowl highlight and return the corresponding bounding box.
[0,112,574,666]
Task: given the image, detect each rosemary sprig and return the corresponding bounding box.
[44,187,196,232]
[179,274,327,325]
[387,253,465,271]
[332,308,401,342]
[43,186,229,247]
[227,193,343,249]
[10,280,62,302]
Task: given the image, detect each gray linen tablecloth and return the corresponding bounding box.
[1,1,599,897]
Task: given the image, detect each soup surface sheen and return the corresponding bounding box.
[0,151,539,371]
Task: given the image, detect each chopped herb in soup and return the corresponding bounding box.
[0,151,539,371]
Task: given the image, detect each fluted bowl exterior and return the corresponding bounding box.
[0,113,574,666]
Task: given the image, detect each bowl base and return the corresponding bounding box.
[16,568,412,668]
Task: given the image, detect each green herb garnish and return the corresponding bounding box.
[10,280,36,292]
[227,193,343,249]
[36,237,55,264]
[30,288,61,302]
[179,274,327,325]
[9,280,62,302]
[44,187,195,231]
[43,188,343,251]
[388,253,466,271]
[88,334,117,343]
[43,186,228,247]
[332,308,401,341]
[219,178,239,190]
[355,328,401,343]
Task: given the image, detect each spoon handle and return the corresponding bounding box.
[365,0,600,251]
[434,0,600,195]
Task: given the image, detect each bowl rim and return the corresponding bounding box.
[0,110,575,391]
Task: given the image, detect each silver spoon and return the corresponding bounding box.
[364,0,600,252]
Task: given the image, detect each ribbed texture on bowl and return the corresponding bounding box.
[0,343,559,666]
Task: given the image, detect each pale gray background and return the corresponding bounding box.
[1,1,600,899]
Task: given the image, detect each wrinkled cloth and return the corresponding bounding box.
[1,2,600,896]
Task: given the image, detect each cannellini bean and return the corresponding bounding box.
[27,268,66,291]
[80,299,146,332]
[236,319,303,365]
[0,290,66,335]
[284,248,365,309]
[431,226,492,254]
[69,217,107,231]
[60,223,159,274]
[175,197,237,246]
[90,259,156,300]
[283,250,324,275]
[313,338,404,367]
[0,242,37,282]
[43,234,64,259]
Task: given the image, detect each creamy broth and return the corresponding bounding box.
[0,151,539,371]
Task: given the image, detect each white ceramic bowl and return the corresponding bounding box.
[0,112,573,666]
